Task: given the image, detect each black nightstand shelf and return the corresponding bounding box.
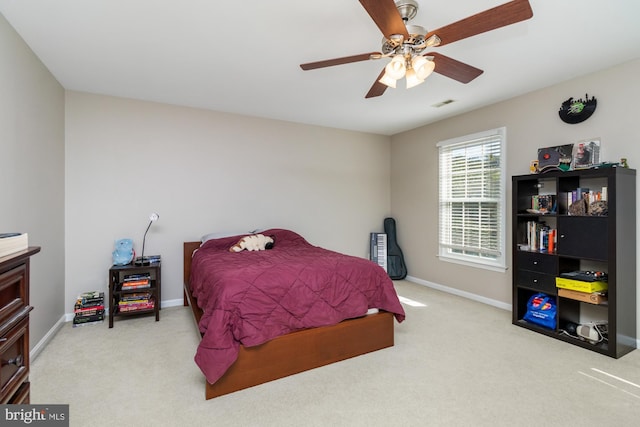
[108,262,161,328]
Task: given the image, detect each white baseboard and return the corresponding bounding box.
[33,298,187,362]
[30,314,66,361]
[160,298,184,309]
[405,275,512,311]
[405,276,640,349]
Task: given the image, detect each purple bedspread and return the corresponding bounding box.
[189,229,405,384]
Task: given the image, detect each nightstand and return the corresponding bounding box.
[108,262,161,328]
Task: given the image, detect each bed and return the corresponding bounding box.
[183,228,405,399]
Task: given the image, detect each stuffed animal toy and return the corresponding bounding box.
[112,238,134,265]
[229,234,275,252]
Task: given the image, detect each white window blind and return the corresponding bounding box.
[438,127,506,270]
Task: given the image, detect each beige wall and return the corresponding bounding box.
[0,14,65,352]
[64,92,391,313]
[391,59,640,328]
[4,7,639,350]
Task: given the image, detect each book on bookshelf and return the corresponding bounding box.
[119,292,152,301]
[524,221,556,253]
[531,195,556,213]
[118,300,155,312]
[121,281,151,290]
[122,279,149,286]
[146,254,161,264]
[123,273,151,282]
[0,233,28,258]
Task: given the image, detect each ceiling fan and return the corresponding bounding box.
[300,0,533,98]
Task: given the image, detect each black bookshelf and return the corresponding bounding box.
[512,167,636,358]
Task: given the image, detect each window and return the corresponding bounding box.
[437,127,506,271]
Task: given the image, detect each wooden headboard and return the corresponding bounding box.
[183,241,201,286]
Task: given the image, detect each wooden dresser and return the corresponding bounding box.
[0,247,40,404]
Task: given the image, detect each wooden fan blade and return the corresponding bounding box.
[428,52,483,83]
[365,68,389,98]
[300,52,381,70]
[426,0,533,47]
[359,0,409,39]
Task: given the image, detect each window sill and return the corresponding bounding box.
[438,255,507,273]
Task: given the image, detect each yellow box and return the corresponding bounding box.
[558,288,607,305]
[555,277,608,293]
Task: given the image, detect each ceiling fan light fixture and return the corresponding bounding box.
[379,72,397,88]
[412,55,435,80]
[405,68,424,89]
[385,54,406,80]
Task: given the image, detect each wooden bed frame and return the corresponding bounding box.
[183,241,396,399]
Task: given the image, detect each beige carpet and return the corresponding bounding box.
[31,281,640,426]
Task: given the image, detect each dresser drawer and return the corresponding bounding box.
[7,381,29,404]
[516,252,557,275]
[0,316,30,403]
[0,263,28,326]
[516,270,557,295]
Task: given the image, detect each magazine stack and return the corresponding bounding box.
[118,291,155,313]
[73,291,105,327]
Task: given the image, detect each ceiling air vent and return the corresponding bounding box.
[432,99,455,108]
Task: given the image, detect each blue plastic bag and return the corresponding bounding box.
[112,238,134,266]
[523,293,557,330]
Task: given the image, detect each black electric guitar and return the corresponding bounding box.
[384,217,407,280]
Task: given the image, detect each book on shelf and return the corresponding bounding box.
[119,292,152,301]
[119,305,154,312]
[123,273,151,282]
[118,300,155,312]
[0,233,28,258]
[531,195,556,213]
[146,254,161,263]
[524,221,556,253]
[121,280,151,290]
[565,187,607,208]
[122,278,149,286]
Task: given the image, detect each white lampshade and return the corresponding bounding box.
[405,68,424,89]
[412,55,435,80]
[385,55,406,80]
[379,71,397,88]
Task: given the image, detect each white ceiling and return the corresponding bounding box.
[2,0,640,135]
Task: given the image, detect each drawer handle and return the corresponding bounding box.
[533,279,538,283]
[3,355,24,367]
[0,338,7,342]
[533,261,538,265]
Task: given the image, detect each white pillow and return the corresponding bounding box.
[201,228,265,243]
